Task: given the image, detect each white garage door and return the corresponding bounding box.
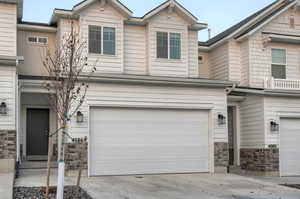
[280,118,300,176]
[90,107,210,176]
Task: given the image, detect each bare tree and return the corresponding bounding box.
[42,20,96,199]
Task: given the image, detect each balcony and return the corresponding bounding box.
[264,77,300,90]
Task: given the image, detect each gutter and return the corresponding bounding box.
[17,24,57,33]
[233,87,300,97]
[0,56,24,66]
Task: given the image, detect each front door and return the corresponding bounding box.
[26,108,49,160]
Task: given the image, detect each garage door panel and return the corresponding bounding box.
[280,118,300,176]
[90,107,210,176]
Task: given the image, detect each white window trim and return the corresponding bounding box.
[27,36,48,46]
[156,31,182,60]
[88,25,116,56]
[271,48,287,78]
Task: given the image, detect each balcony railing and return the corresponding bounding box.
[264,77,300,90]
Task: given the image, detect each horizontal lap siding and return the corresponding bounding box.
[188,30,199,78]
[0,3,16,56]
[80,2,125,73]
[264,96,300,146]
[0,67,16,130]
[124,25,146,75]
[68,84,228,143]
[209,43,229,81]
[240,95,265,148]
[148,10,189,77]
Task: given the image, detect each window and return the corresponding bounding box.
[156,32,181,59]
[103,27,116,55]
[88,25,116,55]
[157,32,168,58]
[89,26,101,54]
[271,48,286,79]
[28,36,48,45]
[170,33,181,59]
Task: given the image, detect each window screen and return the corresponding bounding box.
[271,49,286,79]
[157,32,168,59]
[89,26,101,54]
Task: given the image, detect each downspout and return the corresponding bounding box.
[226,83,237,95]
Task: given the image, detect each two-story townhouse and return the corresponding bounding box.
[0,0,234,176]
[199,0,300,176]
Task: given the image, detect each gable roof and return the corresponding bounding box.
[199,0,295,48]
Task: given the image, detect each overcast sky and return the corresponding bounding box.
[23,0,276,41]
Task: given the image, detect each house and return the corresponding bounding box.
[199,0,300,176]
[0,0,234,176]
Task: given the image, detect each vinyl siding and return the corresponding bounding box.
[198,51,210,78]
[124,24,146,75]
[68,83,228,143]
[228,40,241,82]
[240,39,250,86]
[0,66,16,130]
[264,96,300,147]
[0,3,16,56]
[188,30,199,78]
[209,42,229,80]
[79,1,125,73]
[240,95,265,148]
[17,30,56,76]
[148,9,189,77]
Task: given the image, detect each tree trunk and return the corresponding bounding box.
[45,135,53,198]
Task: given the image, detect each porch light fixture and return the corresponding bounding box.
[270,121,279,132]
[76,111,84,123]
[0,102,7,115]
[218,114,226,126]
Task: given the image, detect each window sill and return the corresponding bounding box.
[155,58,183,63]
[88,53,117,58]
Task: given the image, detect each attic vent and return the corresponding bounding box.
[198,56,204,63]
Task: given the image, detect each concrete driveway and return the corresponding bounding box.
[15,169,300,199]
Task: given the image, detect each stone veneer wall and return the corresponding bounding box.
[240,148,279,172]
[214,142,229,167]
[0,130,16,159]
[65,139,88,171]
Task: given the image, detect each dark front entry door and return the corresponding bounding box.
[26,109,49,158]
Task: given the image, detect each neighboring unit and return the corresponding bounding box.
[199,0,300,176]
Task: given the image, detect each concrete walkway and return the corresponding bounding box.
[15,169,300,199]
[0,172,14,199]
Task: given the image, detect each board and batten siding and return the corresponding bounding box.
[264,96,300,147]
[124,24,147,75]
[240,39,250,86]
[17,30,56,76]
[0,66,16,130]
[79,2,125,73]
[0,3,17,56]
[148,9,189,77]
[208,42,229,81]
[68,83,228,143]
[240,95,265,148]
[198,52,210,79]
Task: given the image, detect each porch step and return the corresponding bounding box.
[228,165,246,175]
[19,161,58,169]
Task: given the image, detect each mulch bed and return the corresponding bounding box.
[281,184,300,189]
[14,186,93,199]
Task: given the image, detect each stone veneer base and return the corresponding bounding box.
[214,142,229,173]
[240,148,279,174]
[65,140,88,172]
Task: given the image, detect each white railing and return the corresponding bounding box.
[264,77,300,90]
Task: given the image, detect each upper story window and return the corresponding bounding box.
[88,25,116,55]
[156,32,181,59]
[28,36,48,45]
[271,48,286,79]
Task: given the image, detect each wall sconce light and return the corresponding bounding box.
[218,114,226,126]
[270,121,279,132]
[0,102,7,115]
[76,111,84,123]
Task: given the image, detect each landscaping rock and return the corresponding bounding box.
[14,186,93,199]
